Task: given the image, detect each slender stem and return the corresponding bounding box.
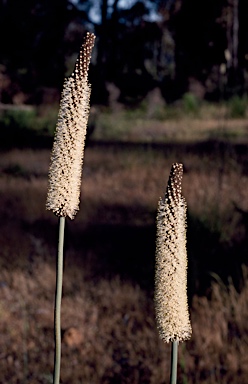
[53,216,65,384]
[170,341,178,384]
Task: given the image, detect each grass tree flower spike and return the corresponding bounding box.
[45,32,95,384]
[46,32,95,219]
[154,163,192,343]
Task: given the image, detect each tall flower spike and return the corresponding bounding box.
[46,32,95,219]
[154,163,192,343]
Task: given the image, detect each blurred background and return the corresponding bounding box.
[1,0,248,383]
[1,0,248,105]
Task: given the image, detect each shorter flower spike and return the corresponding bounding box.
[46,32,95,219]
[154,163,192,343]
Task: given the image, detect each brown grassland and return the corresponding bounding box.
[1,105,248,383]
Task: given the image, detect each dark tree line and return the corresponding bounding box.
[0,0,248,105]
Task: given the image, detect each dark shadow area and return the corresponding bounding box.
[187,212,247,300]
[70,223,157,291]
[0,122,53,149]
[88,138,248,160]
[23,199,248,304]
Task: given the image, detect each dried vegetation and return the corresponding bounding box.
[0,110,248,382]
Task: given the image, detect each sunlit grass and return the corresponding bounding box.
[1,98,248,146]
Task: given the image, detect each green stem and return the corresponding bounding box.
[53,216,65,384]
[170,341,178,384]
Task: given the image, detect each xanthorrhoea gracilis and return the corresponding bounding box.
[154,163,192,383]
[46,32,95,384]
[46,32,95,220]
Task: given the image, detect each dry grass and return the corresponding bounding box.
[1,256,248,383]
[92,107,248,144]
[1,113,248,382]
[187,268,248,384]
[0,261,168,383]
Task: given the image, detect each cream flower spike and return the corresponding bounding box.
[46,32,95,219]
[154,163,192,343]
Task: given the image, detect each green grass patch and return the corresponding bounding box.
[0,107,57,148]
[182,92,200,115]
[227,95,247,118]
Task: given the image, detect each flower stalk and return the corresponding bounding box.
[170,341,178,384]
[53,216,65,384]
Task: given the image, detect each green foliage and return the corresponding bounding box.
[149,105,182,120]
[1,109,36,130]
[2,164,27,177]
[0,108,56,148]
[228,95,247,118]
[182,93,200,115]
[94,111,130,140]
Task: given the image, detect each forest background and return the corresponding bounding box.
[1,0,248,383]
[1,0,247,106]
